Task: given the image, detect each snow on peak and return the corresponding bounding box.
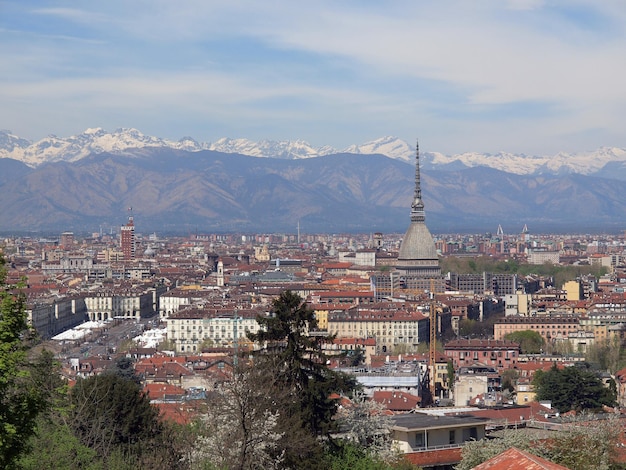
[342,136,413,162]
[1,127,626,177]
[83,127,104,135]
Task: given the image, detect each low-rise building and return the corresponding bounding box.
[454,365,502,407]
[390,412,488,454]
[444,339,520,372]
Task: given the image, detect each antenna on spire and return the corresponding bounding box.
[410,138,426,223]
[414,139,421,202]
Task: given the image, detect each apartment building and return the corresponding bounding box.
[167,307,263,354]
[84,287,154,321]
[493,315,581,342]
[444,339,520,372]
[327,304,429,354]
[27,296,87,339]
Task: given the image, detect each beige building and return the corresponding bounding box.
[503,293,531,316]
[84,288,154,321]
[454,365,501,407]
[327,306,429,354]
[527,250,560,265]
[254,245,270,262]
[515,378,536,405]
[563,280,583,301]
[27,296,87,339]
[390,413,487,453]
[494,315,580,342]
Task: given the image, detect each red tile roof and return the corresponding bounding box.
[471,447,569,469]
[143,383,186,400]
[372,391,420,411]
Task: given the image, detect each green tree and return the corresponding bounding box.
[585,336,626,373]
[69,373,172,466]
[18,417,102,470]
[327,442,415,470]
[533,363,616,413]
[110,356,139,383]
[446,360,455,393]
[0,254,47,468]
[500,369,519,393]
[247,290,359,469]
[18,349,104,470]
[503,330,544,354]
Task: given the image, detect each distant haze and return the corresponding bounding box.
[1,132,626,235]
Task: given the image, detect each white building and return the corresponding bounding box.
[167,308,263,354]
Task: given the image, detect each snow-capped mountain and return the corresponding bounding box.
[2,128,626,176]
[425,147,626,175]
[0,128,211,167]
[343,135,413,162]
[207,137,334,159]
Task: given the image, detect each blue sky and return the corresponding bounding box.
[1,0,625,155]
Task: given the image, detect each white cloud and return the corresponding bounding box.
[1,1,626,154]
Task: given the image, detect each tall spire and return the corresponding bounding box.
[411,139,425,222]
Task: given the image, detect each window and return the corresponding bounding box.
[449,430,456,444]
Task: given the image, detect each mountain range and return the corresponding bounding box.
[1,128,626,235]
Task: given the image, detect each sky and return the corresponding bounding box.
[1,0,626,156]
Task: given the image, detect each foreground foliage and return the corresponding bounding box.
[457,414,622,470]
[0,254,47,468]
[189,364,287,470]
[247,290,359,469]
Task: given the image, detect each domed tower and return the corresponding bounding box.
[396,140,441,279]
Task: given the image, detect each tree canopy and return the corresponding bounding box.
[69,372,169,465]
[0,253,47,468]
[503,330,544,354]
[533,363,616,413]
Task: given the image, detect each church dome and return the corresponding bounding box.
[397,222,438,262]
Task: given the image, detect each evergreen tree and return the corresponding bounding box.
[533,363,616,413]
[69,373,168,465]
[248,290,358,469]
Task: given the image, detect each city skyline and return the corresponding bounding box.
[2,1,626,156]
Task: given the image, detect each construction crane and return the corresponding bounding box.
[429,284,437,400]
[419,279,437,407]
